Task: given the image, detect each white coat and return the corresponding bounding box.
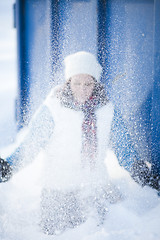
[42,86,114,191]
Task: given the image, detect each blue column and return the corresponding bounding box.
[16,0,30,129]
[151,0,160,175]
[98,0,155,170]
[16,0,52,129]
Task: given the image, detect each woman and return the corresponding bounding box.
[2,51,122,235]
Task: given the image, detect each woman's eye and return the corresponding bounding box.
[85,83,92,86]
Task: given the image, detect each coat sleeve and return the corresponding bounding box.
[110,106,138,172]
[6,104,54,172]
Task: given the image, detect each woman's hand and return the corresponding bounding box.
[131,160,160,191]
[0,157,12,182]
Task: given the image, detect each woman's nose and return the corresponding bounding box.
[81,84,87,91]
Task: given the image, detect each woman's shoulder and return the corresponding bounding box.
[99,100,114,113]
[43,84,63,109]
[48,84,64,98]
[96,101,114,126]
[45,84,64,100]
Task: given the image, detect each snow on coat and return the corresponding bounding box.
[42,85,114,191]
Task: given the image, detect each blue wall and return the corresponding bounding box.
[15,0,160,175]
[151,0,160,175]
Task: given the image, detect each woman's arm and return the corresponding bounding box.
[6,104,54,172]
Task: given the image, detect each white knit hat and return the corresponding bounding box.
[64,51,102,81]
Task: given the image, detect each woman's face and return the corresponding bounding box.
[70,74,95,104]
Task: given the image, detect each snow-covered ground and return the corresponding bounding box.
[0,1,160,240]
[0,151,160,240]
